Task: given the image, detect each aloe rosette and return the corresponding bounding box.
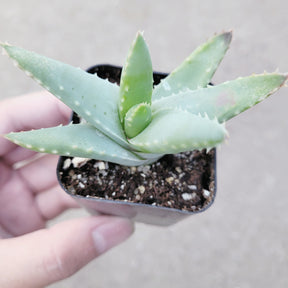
[2,32,287,166]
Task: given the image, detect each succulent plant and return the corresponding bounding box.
[2,32,287,166]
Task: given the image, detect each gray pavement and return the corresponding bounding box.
[1,0,288,287]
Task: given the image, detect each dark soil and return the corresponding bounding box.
[58,149,215,212]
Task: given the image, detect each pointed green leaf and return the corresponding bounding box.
[119,32,153,123]
[124,103,152,138]
[152,73,288,123]
[5,123,150,166]
[152,32,232,100]
[129,109,226,154]
[1,44,128,147]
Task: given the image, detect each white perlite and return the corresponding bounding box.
[203,189,211,198]
[165,177,174,185]
[138,185,146,194]
[181,193,193,201]
[175,167,182,173]
[78,182,85,189]
[63,158,72,169]
[188,185,197,190]
[181,192,197,201]
[137,165,151,173]
[94,161,107,170]
[72,157,88,168]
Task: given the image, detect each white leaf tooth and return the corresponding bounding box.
[213,116,220,124]
[180,143,188,149]
[1,45,9,56]
[163,140,169,146]
[24,70,33,77]
[12,59,21,68]
[85,110,91,116]
[34,77,43,85]
[10,138,20,145]
[163,81,171,91]
[86,147,93,153]
[202,141,209,147]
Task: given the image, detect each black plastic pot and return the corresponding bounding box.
[57,65,217,226]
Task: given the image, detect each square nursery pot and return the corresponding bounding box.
[57,65,217,226]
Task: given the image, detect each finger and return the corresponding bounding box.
[35,184,79,221]
[0,162,46,236]
[0,216,134,288]
[0,91,71,159]
[2,145,41,167]
[17,154,62,194]
[0,225,12,239]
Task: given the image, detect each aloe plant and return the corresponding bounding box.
[2,32,287,166]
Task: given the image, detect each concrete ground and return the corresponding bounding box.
[1,0,288,287]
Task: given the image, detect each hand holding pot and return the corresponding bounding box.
[0,92,134,288]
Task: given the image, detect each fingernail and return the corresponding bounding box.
[92,218,134,254]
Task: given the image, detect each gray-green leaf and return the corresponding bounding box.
[2,44,128,148]
[5,123,147,166]
[119,32,153,124]
[152,32,232,100]
[152,73,288,122]
[129,109,227,153]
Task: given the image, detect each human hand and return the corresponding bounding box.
[0,92,134,288]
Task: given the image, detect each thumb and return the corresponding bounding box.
[0,216,134,288]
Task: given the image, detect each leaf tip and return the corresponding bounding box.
[221,30,233,45]
[136,30,145,37]
[1,42,11,56]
